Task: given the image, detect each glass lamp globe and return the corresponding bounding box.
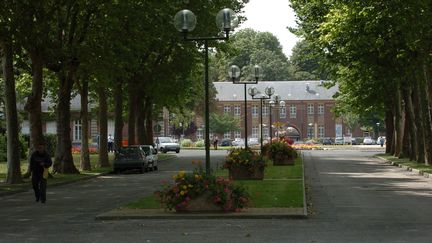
[248,86,258,97]
[253,65,262,80]
[228,65,241,80]
[174,9,197,33]
[273,94,280,103]
[269,100,275,107]
[265,86,275,96]
[280,100,286,106]
[216,8,238,31]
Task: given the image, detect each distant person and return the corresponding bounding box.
[30,142,52,203]
[379,136,385,147]
[213,136,219,150]
[108,134,114,152]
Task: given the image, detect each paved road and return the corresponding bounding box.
[1,149,432,242]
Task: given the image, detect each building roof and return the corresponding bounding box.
[213,80,338,102]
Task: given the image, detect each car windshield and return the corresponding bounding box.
[118,147,141,159]
[141,146,151,154]
[158,137,173,143]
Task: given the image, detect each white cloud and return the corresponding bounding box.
[236,0,299,58]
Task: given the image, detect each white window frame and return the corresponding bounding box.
[279,105,286,118]
[197,128,204,140]
[223,106,231,114]
[252,126,258,138]
[318,104,324,115]
[252,105,258,118]
[74,120,82,141]
[234,131,241,139]
[318,125,325,138]
[263,127,269,139]
[290,105,297,118]
[234,105,241,116]
[224,132,231,139]
[307,104,314,115]
[262,106,268,117]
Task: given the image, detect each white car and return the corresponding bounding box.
[140,145,158,171]
[154,137,180,153]
[232,138,245,147]
[248,138,260,146]
[363,137,374,145]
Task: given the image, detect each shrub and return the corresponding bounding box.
[156,162,249,212]
[195,139,205,147]
[0,133,6,162]
[263,141,298,163]
[223,148,267,171]
[181,139,193,148]
[0,133,29,161]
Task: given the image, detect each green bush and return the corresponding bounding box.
[0,134,6,162]
[195,139,205,147]
[44,134,57,157]
[0,133,29,161]
[181,139,193,148]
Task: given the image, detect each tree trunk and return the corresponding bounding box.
[423,62,432,165]
[403,84,417,161]
[53,69,79,174]
[127,82,137,145]
[79,78,91,171]
[114,79,123,151]
[22,51,45,178]
[1,40,23,184]
[393,86,404,158]
[97,87,110,167]
[413,73,426,164]
[144,98,154,145]
[418,66,431,164]
[136,95,145,145]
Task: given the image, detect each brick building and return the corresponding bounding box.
[196,80,363,141]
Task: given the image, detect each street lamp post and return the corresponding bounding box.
[248,86,274,151]
[228,64,262,149]
[174,8,238,174]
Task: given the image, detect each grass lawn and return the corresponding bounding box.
[125,155,304,209]
[377,154,432,173]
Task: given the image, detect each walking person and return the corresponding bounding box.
[30,142,52,203]
[213,136,219,150]
[108,134,114,152]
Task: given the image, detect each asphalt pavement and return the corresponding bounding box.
[1,148,432,242]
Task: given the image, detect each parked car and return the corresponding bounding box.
[321,138,334,145]
[248,138,260,146]
[113,146,149,173]
[334,137,344,145]
[219,139,232,146]
[232,138,245,147]
[154,137,180,153]
[138,145,158,171]
[363,137,374,145]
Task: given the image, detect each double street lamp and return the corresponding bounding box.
[174,8,238,174]
[248,86,274,151]
[228,64,262,149]
[268,94,285,143]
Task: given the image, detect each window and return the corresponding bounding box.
[197,128,203,140]
[224,132,231,139]
[74,120,82,141]
[318,125,325,138]
[279,105,286,118]
[224,106,231,114]
[234,106,241,116]
[307,104,314,115]
[262,106,268,116]
[263,127,269,139]
[252,126,258,138]
[234,131,241,139]
[290,105,297,118]
[252,105,258,118]
[318,104,324,115]
[307,126,314,138]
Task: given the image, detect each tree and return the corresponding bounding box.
[209,113,240,136]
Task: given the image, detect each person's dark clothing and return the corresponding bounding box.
[30,150,52,203]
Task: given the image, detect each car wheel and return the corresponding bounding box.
[176,149,180,153]
[113,168,120,174]
[162,149,167,153]
[154,166,158,171]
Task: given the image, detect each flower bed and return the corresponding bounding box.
[223,148,267,180]
[156,162,249,212]
[263,140,298,166]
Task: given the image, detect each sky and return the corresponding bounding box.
[236,0,300,58]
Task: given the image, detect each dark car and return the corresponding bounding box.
[322,138,334,145]
[113,146,149,173]
[219,139,232,146]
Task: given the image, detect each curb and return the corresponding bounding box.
[95,208,307,220]
[375,156,432,180]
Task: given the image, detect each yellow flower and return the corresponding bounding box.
[180,191,185,195]
[178,170,186,178]
[188,184,193,188]
[182,185,188,190]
